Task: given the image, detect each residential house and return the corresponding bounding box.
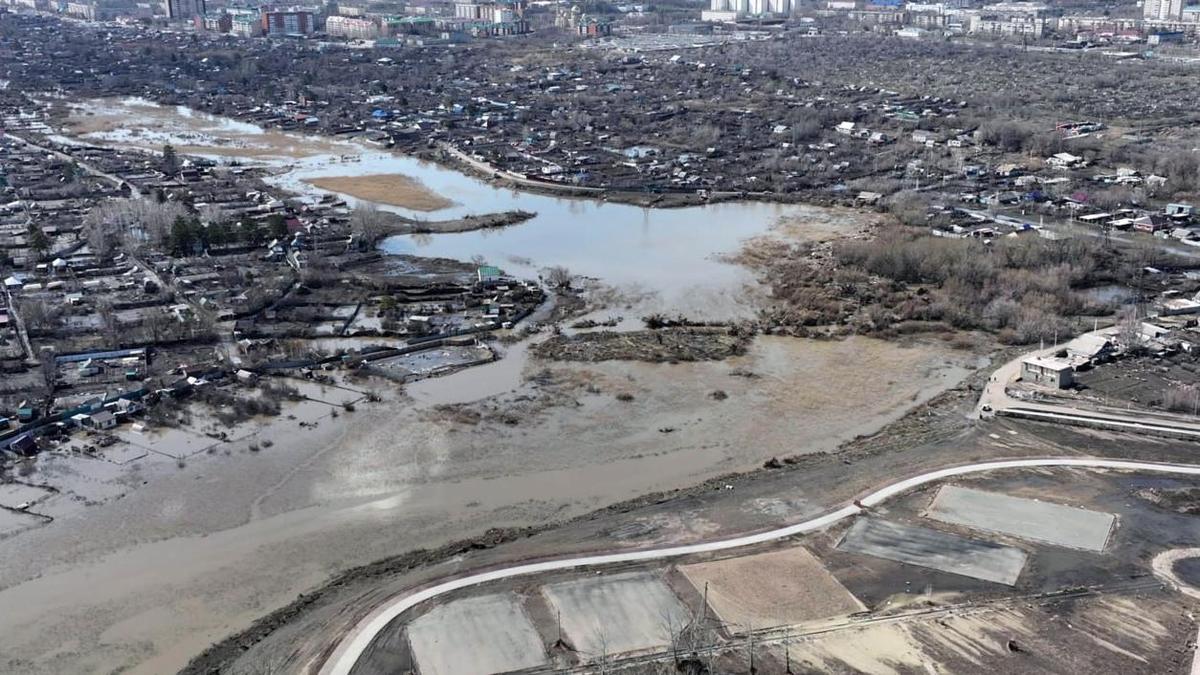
[86,410,117,430]
[1064,334,1115,364]
[8,433,36,456]
[1021,356,1075,388]
[1047,152,1085,169]
[1133,213,1170,233]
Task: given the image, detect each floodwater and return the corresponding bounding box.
[0,100,988,675]
[1081,284,1138,306]
[65,97,838,323]
[281,149,797,321]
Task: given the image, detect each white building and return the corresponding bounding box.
[705,0,786,19]
[1144,0,1183,21]
[326,15,381,38]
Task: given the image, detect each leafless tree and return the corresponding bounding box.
[349,202,387,245]
[38,347,56,395]
[545,265,573,290]
[83,198,189,249]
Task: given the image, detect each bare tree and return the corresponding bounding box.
[38,347,56,396]
[19,299,61,335]
[349,202,387,246]
[1116,306,1144,354]
[545,265,573,290]
[83,198,189,249]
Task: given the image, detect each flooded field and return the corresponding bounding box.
[62,97,355,159]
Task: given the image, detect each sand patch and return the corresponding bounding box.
[302,173,454,212]
[679,547,864,630]
[769,204,879,242]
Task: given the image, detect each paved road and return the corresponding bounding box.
[319,456,1200,675]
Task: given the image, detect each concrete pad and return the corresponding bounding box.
[926,485,1115,552]
[407,592,546,675]
[541,571,690,657]
[680,547,864,630]
[838,518,1027,585]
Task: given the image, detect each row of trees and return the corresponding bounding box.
[167,214,290,256]
[80,197,295,258]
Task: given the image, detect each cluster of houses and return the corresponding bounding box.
[1020,313,1197,390]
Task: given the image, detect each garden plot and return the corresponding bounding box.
[406,593,546,675]
[926,486,1115,552]
[838,518,1028,585]
[113,425,221,459]
[0,508,43,538]
[372,345,494,380]
[285,380,365,407]
[0,482,53,509]
[541,571,690,658]
[679,547,864,630]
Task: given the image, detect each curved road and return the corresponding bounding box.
[320,457,1200,675]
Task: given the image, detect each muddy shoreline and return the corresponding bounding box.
[401,209,536,235]
[411,146,831,210]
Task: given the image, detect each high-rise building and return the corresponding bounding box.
[1144,0,1183,21]
[165,0,204,20]
[261,8,315,35]
[706,0,786,18]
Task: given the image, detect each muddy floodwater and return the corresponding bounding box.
[0,98,982,675]
[64,97,851,321]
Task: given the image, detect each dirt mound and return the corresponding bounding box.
[1135,486,1200,514]
[534,328,750,363]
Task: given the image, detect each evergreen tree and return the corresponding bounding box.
[27,223,50,258]
[161,144,180,176]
